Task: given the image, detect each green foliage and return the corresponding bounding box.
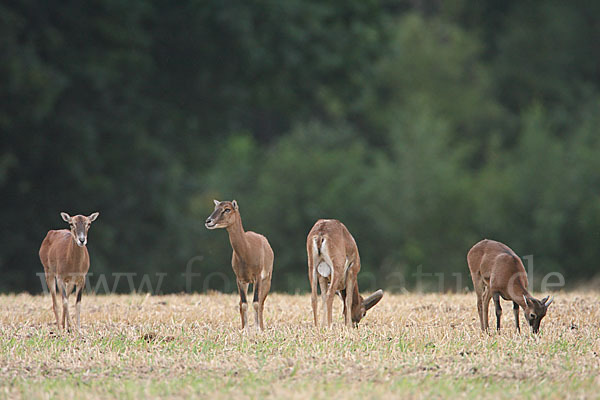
[493,1,600,112]
[475,100,600,282]
[251,122,370,290]
[361,103,477,289]
[367,14,503,136]
[2,1,600,293]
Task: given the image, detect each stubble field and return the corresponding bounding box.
[0,291,599,399]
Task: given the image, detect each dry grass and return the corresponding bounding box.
[0,291,599,399]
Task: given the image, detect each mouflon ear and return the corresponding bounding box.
[363,289,383,311]
[232,200,238,210]
[523,295,532,307]
[61,212,71,223]
[544,296,554,307]
[213,199,220,206]
[88,212,99,222]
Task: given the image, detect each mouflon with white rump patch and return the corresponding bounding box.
[307,219,383,328]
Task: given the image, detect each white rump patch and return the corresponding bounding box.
[317,262,331,277]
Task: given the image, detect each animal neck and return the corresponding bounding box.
[351,280,361,311]
[67,235,86,265]
[226,213,249,259]
[513,280,531,309]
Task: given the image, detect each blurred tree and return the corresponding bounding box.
[199,122,370,291]
[475,100,600,284]
[1,1,600,293]
[492,1,600,113]
[361,13,507,161]
[359,101,476,290]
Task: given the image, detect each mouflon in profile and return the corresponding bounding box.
[205,200,273,330]
[468,239,553,334]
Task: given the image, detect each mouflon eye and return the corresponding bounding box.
[223,208,230,213]
[530,313,536,319]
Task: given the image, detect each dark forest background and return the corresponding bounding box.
[2,0,600,294]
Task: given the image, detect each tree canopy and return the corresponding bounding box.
[2,0,599,293]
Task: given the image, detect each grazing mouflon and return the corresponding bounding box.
[468,239,553,333]
[307,219,383,328]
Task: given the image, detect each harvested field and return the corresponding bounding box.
[1,292,599,399]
